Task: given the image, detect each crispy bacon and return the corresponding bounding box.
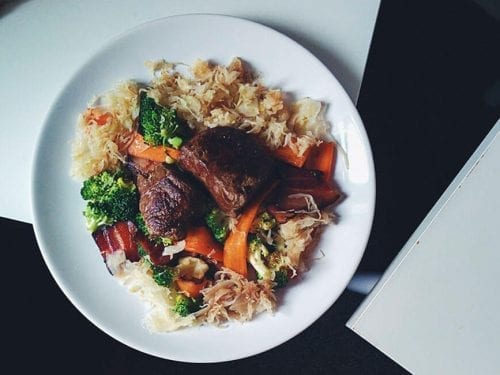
[92,221,139,262]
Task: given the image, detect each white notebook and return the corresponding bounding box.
[347,119,500,374]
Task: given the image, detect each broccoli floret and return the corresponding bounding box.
[138,92,185,148]
[83,202,114,232]
[256,212,277,231]
[80,170,116,201]
[135,212,149,236]
[172,294,202,317]
[205,208,229,242]
[248,235,291,287]
[152,265,176,287]
[80,169,138,232]
[273,269,289,288]
[138,244,177,286]
[248,236,273,280]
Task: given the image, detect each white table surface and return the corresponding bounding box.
[0,0,380,223]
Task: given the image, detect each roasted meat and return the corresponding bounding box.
[128,158,206,240]
[178,127,275,215]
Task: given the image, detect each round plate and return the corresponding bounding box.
[31,14,375,363]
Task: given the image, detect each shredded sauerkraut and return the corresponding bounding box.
[116,260,196,332]
[71,81,139,178]
[197,268,276,325]
[146,58,327,154]
[279,211,333,274]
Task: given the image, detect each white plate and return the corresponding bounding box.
[31,14,375,362]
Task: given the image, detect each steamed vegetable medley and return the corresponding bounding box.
[71,58,341,331]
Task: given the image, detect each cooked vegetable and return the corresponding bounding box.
[273,269,289,288]
[173,294,202,317]
[255,212,277,232]
[305,141,336,182]
[248,236,272,280]
[205,208,230,243]
[176,278,208,298]
[176,257,209,280]
[84,108,113,126]
[152,265,176,287]
[135,212,149,236]
[81,169,138,232]
[248,235,289,286]
[138,92,186,148]
[223,182,278,276]
[272,141,313,167]
[184,226,224,262]
[127,132,181,162]
[84,203,113,232]
[198,268,276,324]
[274,165,340,212]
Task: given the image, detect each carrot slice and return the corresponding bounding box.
[223,181,278,276]
[176,278,208,298]
[272,142,313,168]
[305,142,336,181]
[85,108,113,126]
[127,132,181,162]
[184,226,224,262]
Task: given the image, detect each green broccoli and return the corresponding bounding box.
[83,202,113,232]
[172,294,202,317]
[137,244,176,286]
[135,212,149,236]
[80,169,138,232]
[248,236,273,280]
[152,265,176,287]
[273,269,289,288]
[205,207,229,243]
[248,235,291,287]
[138,91,186,148]
[256,212,277,232]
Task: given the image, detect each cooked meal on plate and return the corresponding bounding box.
[71,58,341,332]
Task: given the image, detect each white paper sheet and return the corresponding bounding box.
[348,119,500,374]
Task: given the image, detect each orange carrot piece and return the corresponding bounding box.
[184,226,224,262]
[272,142,313,168]
[223,181,278,276]
[305,142,336,181]
[127,132,181,162]
[176,278,208,298]
[223,231,248,276]
[85,108,113,126]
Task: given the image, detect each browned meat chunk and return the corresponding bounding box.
[128,158,206,240]
[178,127,275,215]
